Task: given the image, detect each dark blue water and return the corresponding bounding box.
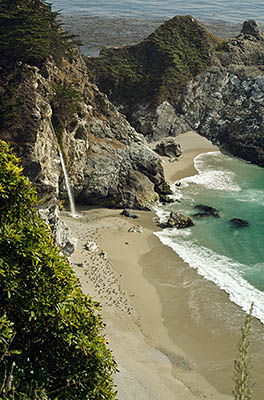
[156,152,264,323]
[51,0,264,24]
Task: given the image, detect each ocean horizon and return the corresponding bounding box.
[52,0,264,24]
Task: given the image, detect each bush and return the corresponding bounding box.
[0,141,117,399]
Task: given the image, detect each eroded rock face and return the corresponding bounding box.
[132,20,264,165]
[87,17,264,166]
[0,49,168,212]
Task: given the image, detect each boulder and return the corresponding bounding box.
[154,137,182,160]
[121,209,138,218]
[230,218,249,228]
[194,205,220,218]
[159,194,175,204]
[162,211,194,229]
[128,225,143,233]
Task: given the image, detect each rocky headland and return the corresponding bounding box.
[87,17,264,166]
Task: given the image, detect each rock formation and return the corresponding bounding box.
[0,44,169,213]
[161,211,194,229]
[193,205,220,218]
[87,17,264,166]
[154,137,182,160]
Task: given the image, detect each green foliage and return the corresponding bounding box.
[216,40,229,52]
[51,79,82,137]
[0,141,117,399]
[233,303,254,400]
[0,0,77,68]
[86,15,220,108]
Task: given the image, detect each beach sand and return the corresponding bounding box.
[62,131,264,399]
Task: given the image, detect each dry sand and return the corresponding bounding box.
[62,131,264,399]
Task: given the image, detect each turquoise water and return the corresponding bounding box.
[51,0,264,24]
[155,152,264,322]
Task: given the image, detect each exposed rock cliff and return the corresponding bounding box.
[87,17,264,166]
[0,38,169,212]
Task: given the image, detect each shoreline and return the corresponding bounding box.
[62,131,264,399]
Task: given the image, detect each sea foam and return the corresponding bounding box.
[155,229,264,324]
[181,152,241,192]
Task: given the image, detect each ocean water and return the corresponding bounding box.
[155,152,264,323]
[51,0,264,24]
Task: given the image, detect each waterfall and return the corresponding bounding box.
[58,147,77,218]
[50,123,77,218]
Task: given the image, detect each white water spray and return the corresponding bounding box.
[58,148,77,218]
[50,123,77,218]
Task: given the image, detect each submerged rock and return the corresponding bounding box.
[230,218,249,227]
[193,205,220,218]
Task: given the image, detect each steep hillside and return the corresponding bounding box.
[86,16,264,166]
[86,15,220,110]
[0,0,170,212]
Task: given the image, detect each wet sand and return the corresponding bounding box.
[62,131,264,399]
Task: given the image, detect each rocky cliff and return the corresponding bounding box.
[0,8,170,215]
[87,17,264,166]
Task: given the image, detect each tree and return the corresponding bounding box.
[233,303,254,400]
[0,141,117,399]
[0,0,77,68]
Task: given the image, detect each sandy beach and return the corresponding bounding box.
[62,131,264,399]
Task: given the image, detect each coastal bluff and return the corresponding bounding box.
[87,16,264,166]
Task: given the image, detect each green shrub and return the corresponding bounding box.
[0,141,117,399]
[51,80,82,141]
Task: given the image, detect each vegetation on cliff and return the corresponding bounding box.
[86,15,220,109]
[0,141,117,399]
[0,0,78,68]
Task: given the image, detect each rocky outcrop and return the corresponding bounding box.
[161,211,194,229]
[0,48,169,211]
[154,137,182,160]
[38,204,78,256]
[87,17,264,166]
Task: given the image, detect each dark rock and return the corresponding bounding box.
[159,194,175,204]
[161,211,194,229]
[230,218,249,227]
[192,212,212,219]
[194,205,220,218]
[241,19,262,38]
[154,137,182,159]
[121,209,138,218]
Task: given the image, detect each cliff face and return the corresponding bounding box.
[0,48,169,211]
[87,17,264,166]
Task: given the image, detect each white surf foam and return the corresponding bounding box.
[155,229,264,324]
[180,152,241,192]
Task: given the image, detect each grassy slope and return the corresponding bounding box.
[86,15,220,108]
